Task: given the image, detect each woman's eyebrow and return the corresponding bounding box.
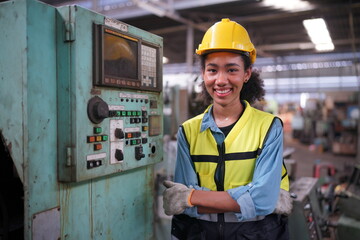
[206,63,218,67]
[206,63,240,67]
[225,63,241,67]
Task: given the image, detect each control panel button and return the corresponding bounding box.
[94,127,102,134]
[94,143,102,151]
[87,160,102,169]
[102,135,108,141]
[87,136,96,143]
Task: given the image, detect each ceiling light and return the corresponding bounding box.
[263,0,312,11]
[163,56,169,64]
[303,18,334,52]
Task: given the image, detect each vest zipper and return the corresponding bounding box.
[215,143,225,191]
[215,143,225,240]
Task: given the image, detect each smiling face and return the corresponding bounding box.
[202,52,252,109]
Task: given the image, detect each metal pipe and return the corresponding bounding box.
[186,25,194,73]
[348,9,360,164]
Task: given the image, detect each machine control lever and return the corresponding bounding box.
[87,96,109,124]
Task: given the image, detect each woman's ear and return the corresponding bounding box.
[244,67,252,82]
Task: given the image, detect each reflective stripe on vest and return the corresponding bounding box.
[182,102,289,191]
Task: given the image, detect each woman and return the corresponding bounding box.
[163,18,292,240]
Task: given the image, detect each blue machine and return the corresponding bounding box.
[0,0,163,239]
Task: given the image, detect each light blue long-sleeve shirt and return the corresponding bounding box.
[174,104,283,222]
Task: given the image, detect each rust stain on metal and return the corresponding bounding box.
[90,88,101,95]
[60,184,72,237]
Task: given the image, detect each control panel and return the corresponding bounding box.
[56,6,163,182]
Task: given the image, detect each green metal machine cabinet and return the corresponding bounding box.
[289,177,324,240]
[0,0,163,239]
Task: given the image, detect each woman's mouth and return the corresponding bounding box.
[215,88,232,97]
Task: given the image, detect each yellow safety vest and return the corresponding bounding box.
[182,102,289,192]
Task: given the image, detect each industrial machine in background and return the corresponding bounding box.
[289,165,360,240]
[289,177,325,240]
[0,0,163,239]
[334,165,360,239]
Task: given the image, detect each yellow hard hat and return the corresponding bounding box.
[196,18,256,64]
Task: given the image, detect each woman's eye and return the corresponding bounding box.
[228,68,239,73]
[206,68,217,73]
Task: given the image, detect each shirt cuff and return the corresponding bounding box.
[227,185,256,221]
[183,206,200,218]
[233,191,256,221]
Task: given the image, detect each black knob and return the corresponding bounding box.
[115,128,125,139]
[135,146,145,161]
[87,96,109,124]
[115,149,124,161]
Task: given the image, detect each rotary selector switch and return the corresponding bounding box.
[87,96,109,124]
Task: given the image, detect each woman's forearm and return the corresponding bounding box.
[190,190,240,214]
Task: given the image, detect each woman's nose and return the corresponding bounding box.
[215,71,228,85]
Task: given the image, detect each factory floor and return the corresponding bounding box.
[283,132,357,182]
[155,133,358,240]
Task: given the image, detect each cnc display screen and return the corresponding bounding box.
[104,29,139,85]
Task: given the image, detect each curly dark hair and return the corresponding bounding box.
[198,53,265,106]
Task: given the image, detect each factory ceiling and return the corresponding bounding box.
[16,0,360,65]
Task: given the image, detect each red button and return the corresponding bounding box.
[94,143,102,151]
[87,136,96,143]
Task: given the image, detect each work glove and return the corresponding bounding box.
[162,180,195,216]
[274,189,293,215]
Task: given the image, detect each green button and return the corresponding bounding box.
[121,111,126,116]
[94,127,102,134]
[137,111,141,116]
[127,111,132,116]
[132,111,137,116]
[116,111,121,117]
[102,135,108,141]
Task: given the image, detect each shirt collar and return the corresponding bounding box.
[200,105,220,133]
[200,101,249,133]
